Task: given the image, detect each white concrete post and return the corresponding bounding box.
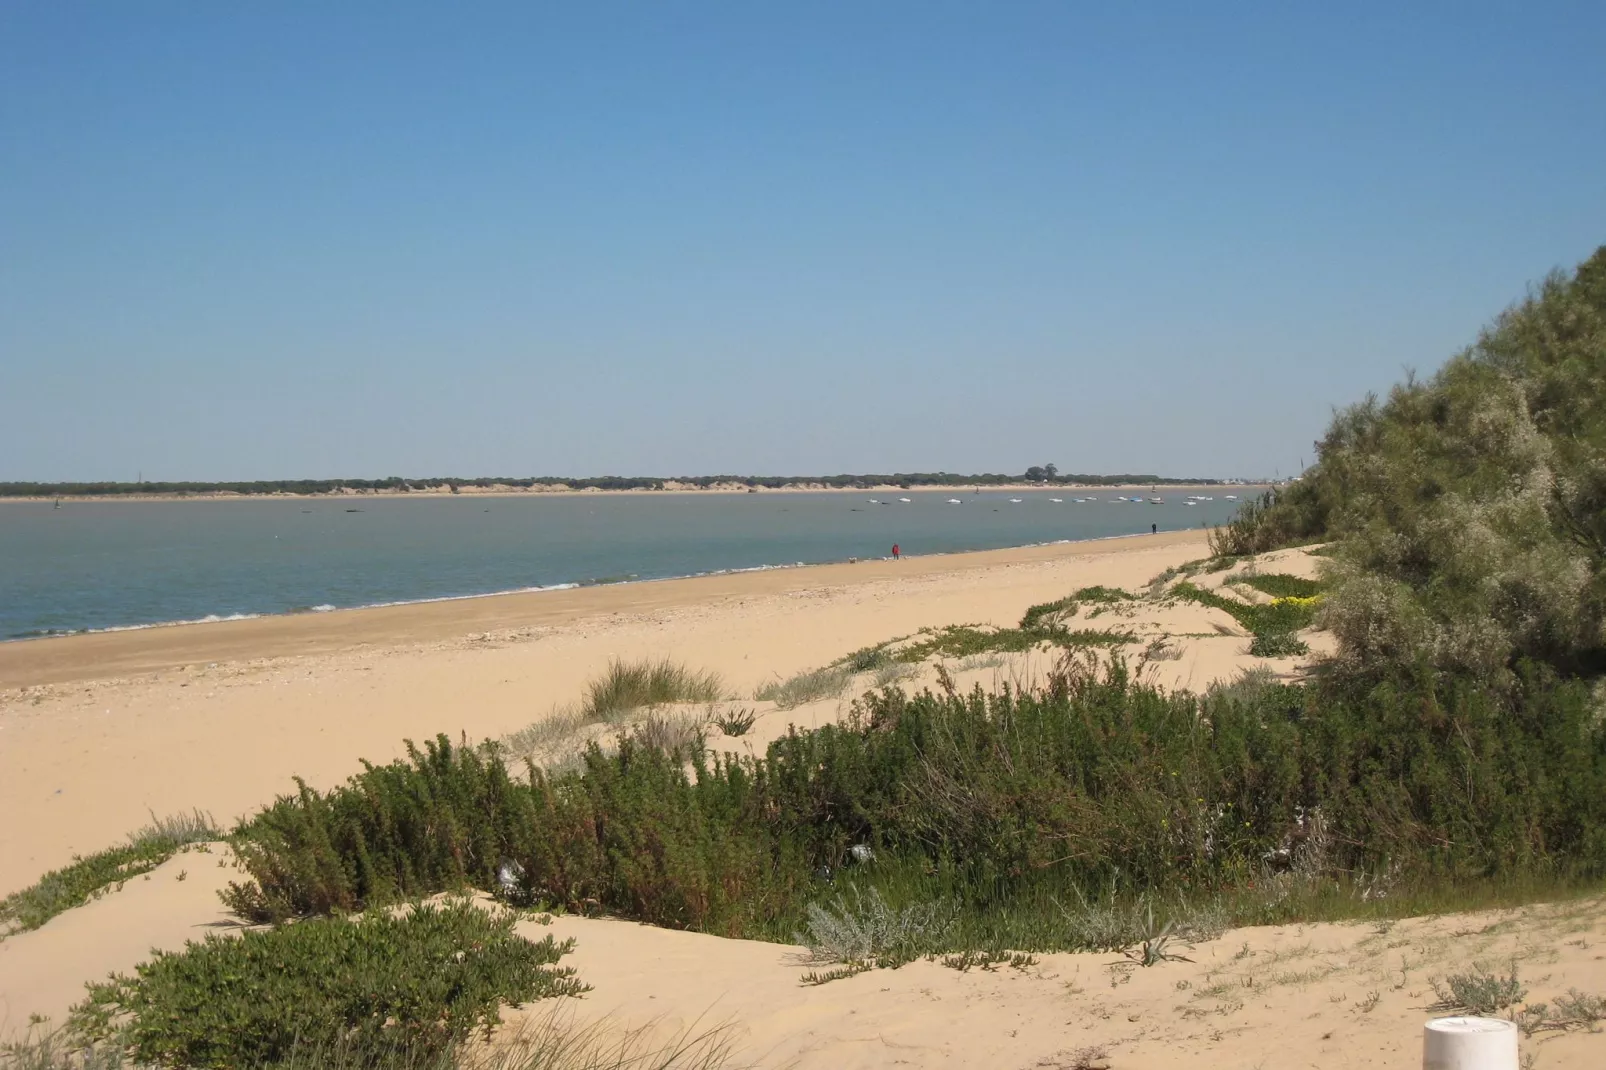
[1423,1016,1518,1070]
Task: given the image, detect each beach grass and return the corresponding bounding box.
[582,660,723,721]
[754,666,851,708]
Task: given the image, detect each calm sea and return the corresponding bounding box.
[0,491,1252,639]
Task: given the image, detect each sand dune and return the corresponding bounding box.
[6,530,1602,1067]
[5,846,1603,1069]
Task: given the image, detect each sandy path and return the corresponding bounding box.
[0,532,1206,899]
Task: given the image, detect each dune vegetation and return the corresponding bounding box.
[7,247,1606,1067]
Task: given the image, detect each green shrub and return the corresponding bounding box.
[1249,632,1310,658]
[68,899,584,1069]
[218,657,1606,951]
[1237,573,1323,599]
[711,707,757,736]
[1430,963,1527,1016]
[1208,487,1329,557]
[1211,245,1606,686]
[795,885,955,968]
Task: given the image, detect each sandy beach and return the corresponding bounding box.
[0,531,1211,896]
[4,529,1602,1067]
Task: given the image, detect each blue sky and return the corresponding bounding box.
[3,3,1602,482]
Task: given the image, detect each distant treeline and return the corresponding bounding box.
[1,470,1227,497]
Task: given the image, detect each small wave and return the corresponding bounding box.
[8,627,83,640]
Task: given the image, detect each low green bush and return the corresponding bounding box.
[219,657,1606,950]
[69,899,583,1069]
[895,624,1133,662]
[1171,581,1318,656]
[1019,587,1132,630]
[0,812,219,938]
[1236,573,1323,599]
[1248,631,1310,657]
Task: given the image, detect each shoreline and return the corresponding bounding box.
[0,529,1208,689]
[0,482,1268,504]
[0,530,1167,646]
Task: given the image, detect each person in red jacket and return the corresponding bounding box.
[891,543,901,560]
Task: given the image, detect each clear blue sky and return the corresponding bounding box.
[3,3,1602,482]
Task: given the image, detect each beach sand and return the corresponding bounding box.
[0,531,1212,897]
[4,529,1602,1066]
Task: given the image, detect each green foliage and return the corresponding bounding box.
[795,886,955,969]
[895,624,1133,662]
[711,707,757,736]
[220,656,1606,954]
[0,812,218,938]
[840,645,893,673]
[68,899,584,1069]
[582,660,722,720]
[1236,573,1324,599]
[1430,962,1527,1016]
[1248,632,1310,658]
[1117,904,1194,967]
[1170,582,1317,657]
[1019,587,1133,631]
[1212,245,1606,686]
[1515,988,1606,1035]
[1209,487,1329,557]
[940,949,1037,972]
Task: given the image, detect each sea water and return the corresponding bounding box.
[0,491,1252,638]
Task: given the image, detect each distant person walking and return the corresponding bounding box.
[1151,523,1158,535]
[891,543,901,560]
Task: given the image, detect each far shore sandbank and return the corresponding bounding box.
[0,483,1268,504]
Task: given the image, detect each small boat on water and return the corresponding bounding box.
[1224,495,1238,500]
[1008,498,1023,503]
[1148,497,1163,504]
[946,498,963,504]
[898,497,912,502]
[1049,498,1063,503]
